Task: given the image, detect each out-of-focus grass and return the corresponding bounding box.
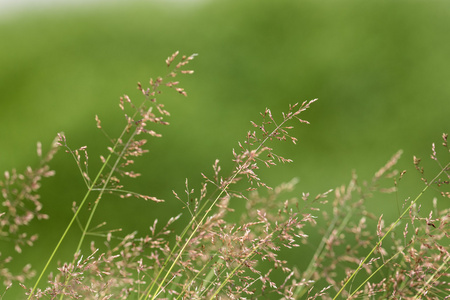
[1,0,449,296]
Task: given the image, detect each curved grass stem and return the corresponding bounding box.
[333,161,450,299]
[144,102,315,299]
[28,146,115,299]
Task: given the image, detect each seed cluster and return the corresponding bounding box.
[1,53,448,299]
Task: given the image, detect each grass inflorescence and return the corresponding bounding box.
[0,52,448,299]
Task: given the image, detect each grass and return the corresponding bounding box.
[0,52,448,299]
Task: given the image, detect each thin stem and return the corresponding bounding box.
[146,106,310,299]
[28,150,114,299]
[147,170,241,299]
[28,54,195,299]
[349,250,402,297]
[55,112,142,300]
[295,205,353,298]
[208,234,273,300]
[333,162,450,299]
[413,254,450,300]
[176,255,220,299]
[73,127,138,258]
[140,186,215,300]
[31,79,156,299]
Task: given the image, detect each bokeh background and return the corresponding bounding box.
[1,0,449,297]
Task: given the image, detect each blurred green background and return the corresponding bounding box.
[1,0,449,297]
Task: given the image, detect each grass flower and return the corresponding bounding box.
[0,52,448,299]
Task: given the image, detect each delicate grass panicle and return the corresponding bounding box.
[0,52,448,299]
[0,139,58,288]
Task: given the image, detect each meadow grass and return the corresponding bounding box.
[0,52,448,299]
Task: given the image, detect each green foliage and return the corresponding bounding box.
[0,0,449,298]
[1,51,449,299]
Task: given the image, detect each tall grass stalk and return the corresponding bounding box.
[27,51,197,298]
[1,53,448,299]
[334,160,450,299]
[145,99,317,299]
